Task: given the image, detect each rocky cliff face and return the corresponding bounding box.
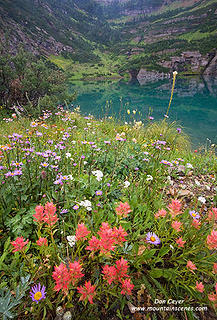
[0,0,113,56]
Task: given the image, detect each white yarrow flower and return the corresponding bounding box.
[186,163,194,169]
[146,175,153,181]
[124,181,130,188]
[65,152,72,158]
[67,235,76,247]
[79,200,92,211]
[198,196,206,204]
[92,170,103,181]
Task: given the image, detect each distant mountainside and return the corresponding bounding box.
[1,0,217,77]
[0,0,117,58]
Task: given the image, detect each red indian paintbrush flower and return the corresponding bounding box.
[208,208,217,222]
[208,283,217,307]
[195,281,204,293]
[192,219,201,229]
[11,237,29,253]
[115,202,132,218]
[172,220,182,232]
[207,230,217,250]
[113,226,128,245]
[75,223,90,241]
[115,258,129,281]
[77,281,96,304]
[102,265,117,285]
[154,209,167,219]
[43,202,59,227]
[98,223,116,254]
[52,263,71,292]
[168,199,182,218]
[85,236,100,252]
[33,205,45,224]
[175,237,186,248]
[36,237,48,247]
[213,263,217,274]
[120,278,134,295]
[69,261,84,285]
[186,260,197,273]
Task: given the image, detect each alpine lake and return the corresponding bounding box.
[70,76,217,147]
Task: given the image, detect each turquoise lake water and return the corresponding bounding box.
[70,77,217,146]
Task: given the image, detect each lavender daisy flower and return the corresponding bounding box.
[95,190,102,196]
[146,232,161,245]
[189,210,200,220]
[73,205,79,210]
[60,209,68,214]
[30,283,46,303]
[177,128,181,133]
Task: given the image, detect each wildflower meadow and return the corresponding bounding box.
[0,107,217,320]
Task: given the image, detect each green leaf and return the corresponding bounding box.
[149,268,163,278]
[158,246,170,257]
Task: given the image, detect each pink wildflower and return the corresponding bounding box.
[115,202,132,218]
[85,236,100,252]
[52,263,71,292]
[213,263,217,274]
[186,260,197,273]
[33,205,45,224]
[77,281,96,304]
[36,237,48,247]
[115,258,129,281]
[154,209,167,219]
[208,208,217,222]
[98,223,116,254]
[113,226,128,245]
[102,265,117,285]
[69,261,84,285]
[175,237,186,248]
[11,237,29,253]
[206,230,217,250]
[208,283,217,307]
[172,220,182,232]
[121,278,134,295]
[75,223,90,241]
[43,202,59,227]
[168,199,182,218]
[195,281,204,293]
[192,219,201,229]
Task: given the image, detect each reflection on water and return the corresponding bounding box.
[70,76,217,146]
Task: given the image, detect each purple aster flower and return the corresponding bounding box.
[40,163,49,168]
[13,169,22,176]
[146,232,161,245]
[81,155,85,159]
[30,283,46,304]
[73,205,79,210]
[5,171,13,177]
[107,183,111,187]
[73,163,77,166]
[60,209,68,214]
[177,128,181,133]
[95,190,102,196]
[189,210,200,220]
[54,179,62,185]
[135,167,139,171]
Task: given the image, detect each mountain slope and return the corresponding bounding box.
[108,0,217,78]
[0,0,117,58]
[1,0,217,78]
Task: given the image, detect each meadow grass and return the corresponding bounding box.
[0,109,216,319]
